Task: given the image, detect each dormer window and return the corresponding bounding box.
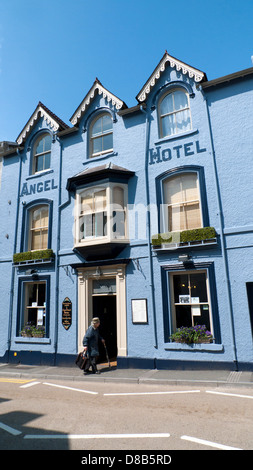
[33,134,51,174]
[159,90,191,138]
[89,113,113,157]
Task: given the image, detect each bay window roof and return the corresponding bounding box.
[66,162,135,191]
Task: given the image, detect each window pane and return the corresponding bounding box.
[102,132,113,151]
[181,173,199,202]
[35,138,44,155]
[38,283,46,306]
[190,273,207,302]
[95,212,107,237]
[102,114,112,132]
[44,135,52,152]
[175,305,192,328]
[93,136,102,154]
[184,202,201,229]
[112,210,125,237]
[32,208,42,228]
[174,90,188,110]
[93,278,116,294]
[173,274,189,302]
[162,114,176,137]
[113,186,124,208]
[35,155,44,173]
[83,214,93,237]
[40,207,49,227]
[41,230,48,249]
[44,152,51,170]
[160,93,173,115]
[92,117,102,137]
[94,190,106,211]
[169,205,184,231]
[81,192,93,213]
[31,231,41,250]
[176,109,191,133]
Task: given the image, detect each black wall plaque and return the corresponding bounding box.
[62,297,72,330]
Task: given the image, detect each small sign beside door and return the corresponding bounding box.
[62,297,72,330]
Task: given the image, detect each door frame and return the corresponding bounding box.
[77,264,127,356]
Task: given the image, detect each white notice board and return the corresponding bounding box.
[131,299,148,324]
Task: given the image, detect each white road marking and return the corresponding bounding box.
[206,390,253,400]
[20,381,40,388]
[0,422,22,436]
[43,382,98,395]
[181,435,242,450]
[104,390,201,396]
[24,432,171,440]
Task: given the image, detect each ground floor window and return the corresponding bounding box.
[170,270,213,334]
[18,277,49,337]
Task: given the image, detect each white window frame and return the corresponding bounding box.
[159,89,192,138]
[23,281,47,328]
[162,172,203,233]
[28,205,49,251]
[169,269,214,335]
[74,182,128,247]
[33,134,51,174]
[89,113,113,158]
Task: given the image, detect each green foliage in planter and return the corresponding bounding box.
[13,249,54,263]
[151,227,216,246]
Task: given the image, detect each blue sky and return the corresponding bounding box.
[0,0,253,142]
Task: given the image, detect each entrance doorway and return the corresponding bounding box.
[77,265,127,358]
[92,296,117,362]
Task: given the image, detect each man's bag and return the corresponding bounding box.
[75,350,89,370]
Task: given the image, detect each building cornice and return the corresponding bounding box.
[136,52,206,103]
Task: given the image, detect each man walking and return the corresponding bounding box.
[83,317,105,374]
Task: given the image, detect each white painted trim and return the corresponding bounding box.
[71,81,125,126]
[137,52,205,103]
[17,105,60,145]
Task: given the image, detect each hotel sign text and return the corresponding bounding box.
[20,178,57,197]
[149,140,206,165]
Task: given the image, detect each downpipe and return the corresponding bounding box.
[140,105,158,349]
[200,87,239,371]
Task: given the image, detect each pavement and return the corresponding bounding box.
[0,362,253,388]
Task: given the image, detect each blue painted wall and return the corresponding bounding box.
[0,56,252,370]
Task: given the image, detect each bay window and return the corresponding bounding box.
[75,183,128,245]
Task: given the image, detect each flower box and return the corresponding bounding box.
[20,323,45,338]
[170,325,213,344]
[152,227,217,249]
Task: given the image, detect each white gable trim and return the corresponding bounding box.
[17,104,61,145]
[137,52,205,103]
[70,80,125,126]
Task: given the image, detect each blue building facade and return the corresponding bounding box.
[0,52,252,370]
